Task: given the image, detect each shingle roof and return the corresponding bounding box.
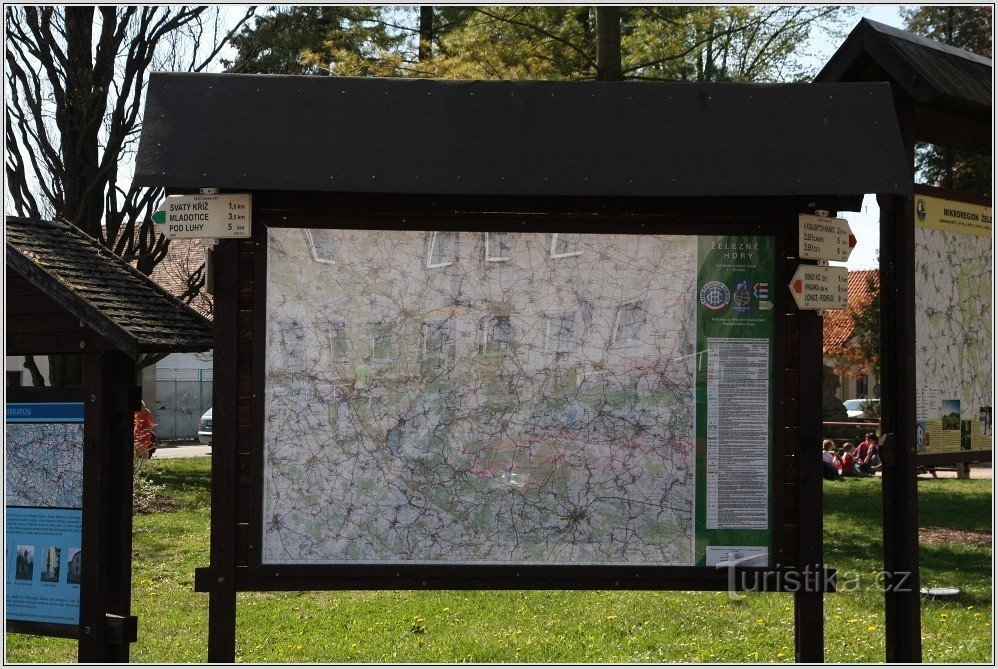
[6,216,213,358]
[149,238,213,319]
[823,269,879,353]
[134,73,912,200]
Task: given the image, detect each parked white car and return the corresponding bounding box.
[843,398,879,419]
[198,408,212,445]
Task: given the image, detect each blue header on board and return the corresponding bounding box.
[5,403,84,423]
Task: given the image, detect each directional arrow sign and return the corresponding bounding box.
[153,193,252,239]
[798,213,856,262]
[789,264,848,310]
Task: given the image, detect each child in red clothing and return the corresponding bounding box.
[840,443,857,476]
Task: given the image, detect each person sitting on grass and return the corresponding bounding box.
[822,439,842,480]
[840,443,871,477]
[856,433,880,474]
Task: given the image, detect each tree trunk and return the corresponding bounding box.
[62,7,102,236]
[595,6,622,81]
[418,6,434,63]
[48,354,84,387]
[23,355,46,387]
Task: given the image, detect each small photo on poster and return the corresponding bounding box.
[980,407,992,437]
[15,545,34,581]
[960,420,973,451]
[40,546,61,583]
[941,399,961,431]
[66,548,82,584]
[916,422,927,453]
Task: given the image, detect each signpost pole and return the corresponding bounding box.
[877,95,921,661]
[207,239,239,662]
[791,210,825,663]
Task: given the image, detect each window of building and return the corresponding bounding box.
[550,233,583,258]
[545,311,577,354]
[485,232,511,262]
[427,231,456,268]
[367,322,394,361]
[612,300,648,345]
[325,321,348,361]
[306,229,336,263]
[6,371,23,387]
[422,319,456,367]
[481,315,512,355]
[856,374,869,398]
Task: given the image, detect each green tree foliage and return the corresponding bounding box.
[901,5,992,56]
[225,7,473,76]
[901,6,992,196]
[227,6,848,82]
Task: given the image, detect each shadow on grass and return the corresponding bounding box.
[137,459,211,509]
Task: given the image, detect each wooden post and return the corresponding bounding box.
[207,240,239,662]
[877,93,922,663]
[792,210,825,663]
[79,351,137,662]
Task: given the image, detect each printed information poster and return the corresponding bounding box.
[5,403,84,626]
[696,236,775,566]
[913,194,992,455]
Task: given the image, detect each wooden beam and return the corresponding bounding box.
[206,239,239,662]
[877,92,922,663]
[78,352,136,662]
[792,205,825,663]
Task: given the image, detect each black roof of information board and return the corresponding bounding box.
[135,73,911,201]
[817,18,991,115]
[6,216,213,358]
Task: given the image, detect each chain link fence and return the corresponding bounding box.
[154,368,213,441]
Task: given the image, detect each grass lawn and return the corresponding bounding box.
[6,459,992,663]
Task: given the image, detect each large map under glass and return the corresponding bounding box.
[263,228,700,565]
[6,421,83,509]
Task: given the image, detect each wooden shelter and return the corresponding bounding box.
[5,215,211,661]
[134,72,912,663]
[817,18,993,663]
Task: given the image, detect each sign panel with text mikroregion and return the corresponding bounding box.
[261,228,775,568]
[5,403,84,627]
[152,193,252,239]
[914,193,992,456]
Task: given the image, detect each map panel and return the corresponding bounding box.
[913,195,993,454]
[5,404,84,509]
[263,228,700,565]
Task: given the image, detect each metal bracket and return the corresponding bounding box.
[880,433,896,469]
[205,246,215,295]
[194,566,212,592]
[105,613,138,645]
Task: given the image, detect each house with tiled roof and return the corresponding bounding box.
[823,269,880,401]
